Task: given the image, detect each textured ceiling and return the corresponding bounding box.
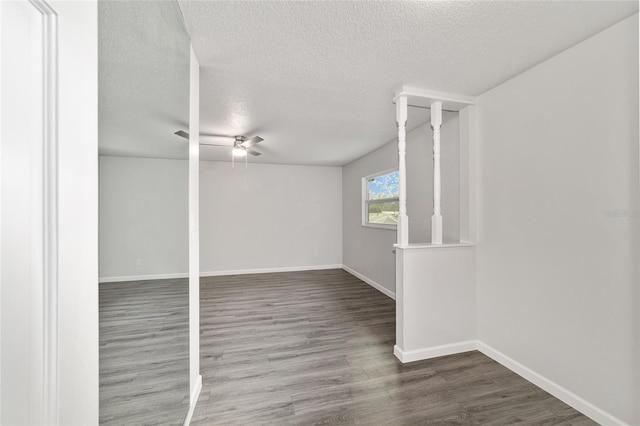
[99,1,638,164]
[176,0,637,166]
[99,0,191,159]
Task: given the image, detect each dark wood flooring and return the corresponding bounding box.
[191,269,596,425]
[99,278,190,425]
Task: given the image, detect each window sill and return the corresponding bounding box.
[362,223,397,231]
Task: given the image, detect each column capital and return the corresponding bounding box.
[396,95,408,124]
[431,101,442,128]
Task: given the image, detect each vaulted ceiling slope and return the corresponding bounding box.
[179,1,637,166]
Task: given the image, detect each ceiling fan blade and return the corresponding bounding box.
[174,130,189,139]
[175,130,233,144]
[200,133,232,139]
[241,136,263,148]
[247,149,262,156]
[199,142,233,148]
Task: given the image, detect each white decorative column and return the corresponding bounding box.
[396,95,409,246]
[431,101,443,244]
[392,86,478,365]
[188,46,203,420]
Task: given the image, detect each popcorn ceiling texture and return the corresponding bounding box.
[103,1,638,164]
[177,1,636,166]
[98,0,191,160]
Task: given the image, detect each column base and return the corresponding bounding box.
[431,215,442,244]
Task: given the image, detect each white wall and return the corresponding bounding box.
[100,157,342,279]
[395,246,476,361]
[56,1,99,423]
[342,115,460,294]
[476,14,639,425]
[199,161,342,274]
[99,156,188,281]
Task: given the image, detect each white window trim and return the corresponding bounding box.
[362,168,399,230]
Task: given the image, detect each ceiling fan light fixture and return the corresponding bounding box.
[174,130,263,162]
[232,146,247,157]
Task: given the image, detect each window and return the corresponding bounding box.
[363,169,399,228]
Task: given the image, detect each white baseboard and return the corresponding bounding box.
[393,341,626,424]
[393,340,477,363]
[99,272,188,283]
[477,342,627,426]
[200,264,343,277]
[342,265,396,300]
[100,265,345,283]
[183,374,202,426]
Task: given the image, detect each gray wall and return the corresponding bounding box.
[476,14,639,424]
[99,158,342,279]
[342,115,460,294]
[99,156,188,280]
[342,140,397,293]
[199,161,342,273]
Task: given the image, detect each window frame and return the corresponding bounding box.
[362,168,399,230]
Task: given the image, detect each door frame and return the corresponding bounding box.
[27,1,59,422]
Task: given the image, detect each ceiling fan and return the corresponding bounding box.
[174,130,263,157]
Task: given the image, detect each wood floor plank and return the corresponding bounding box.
[99,270,596,425]
[190,269,596,425]
[99,279,190,426]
